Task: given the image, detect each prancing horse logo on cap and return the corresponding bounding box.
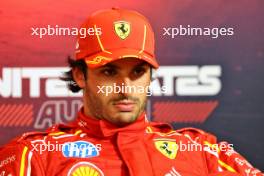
[114,21,131,39]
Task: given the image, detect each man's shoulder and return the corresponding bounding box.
[147,123,217,143]
[2,123,81,147]
[176,127,217,142]
[1,131,47,148]
[176,127,213,137]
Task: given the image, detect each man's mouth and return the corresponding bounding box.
[113,100,135,112]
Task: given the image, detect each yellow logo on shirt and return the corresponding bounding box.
[67,162,104,176]
[154,138,178,159]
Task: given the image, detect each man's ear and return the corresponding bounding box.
[72,67,86,88]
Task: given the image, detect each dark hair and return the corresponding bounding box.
[61,56,155,92]
[60,56,87,92]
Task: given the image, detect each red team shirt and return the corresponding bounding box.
[0,108,262,176]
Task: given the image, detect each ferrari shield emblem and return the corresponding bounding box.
[114,21,131,39]
[154,139,178,159]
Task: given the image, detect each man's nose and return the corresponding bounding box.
[116,77,133,96]
[123,77,133,87]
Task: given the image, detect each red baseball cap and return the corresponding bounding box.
[75,8,159,68]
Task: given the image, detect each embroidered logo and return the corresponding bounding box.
[67,162,104,176]
[62,141,100,158]
[154,138,178,159]
[114,21,131,39]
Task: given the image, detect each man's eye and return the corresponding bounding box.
[133,67,146,76]
[101,69,117,76]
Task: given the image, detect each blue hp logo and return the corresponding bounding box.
[62,141,99,158]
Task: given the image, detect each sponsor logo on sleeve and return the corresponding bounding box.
[0,155,16,168]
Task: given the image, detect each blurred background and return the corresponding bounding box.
[0,0,263,170]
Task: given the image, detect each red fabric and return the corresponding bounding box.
[0,108,262,176]
[75,8,159,69]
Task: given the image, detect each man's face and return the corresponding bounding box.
[80,58,151,126]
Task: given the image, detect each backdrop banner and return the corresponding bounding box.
[0,0,263,170]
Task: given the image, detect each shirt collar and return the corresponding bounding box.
[75,108,149,138]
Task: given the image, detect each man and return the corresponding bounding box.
[0,8,262,176]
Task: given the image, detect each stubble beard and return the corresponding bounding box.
[84,86,147,126]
